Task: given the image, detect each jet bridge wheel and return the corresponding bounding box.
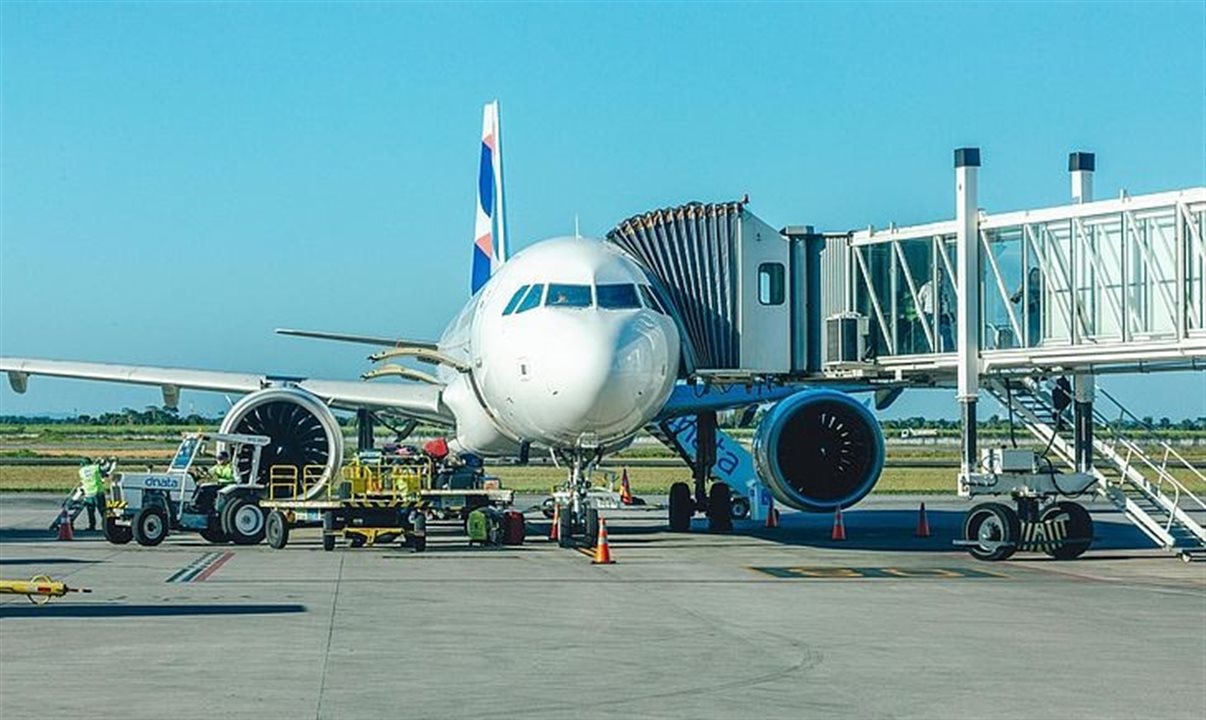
[668,482,692,533]
[1039,501,1093,560]
[963,503,1020,561]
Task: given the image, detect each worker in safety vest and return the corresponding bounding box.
[212,451,236,484]
[77,458,107,531]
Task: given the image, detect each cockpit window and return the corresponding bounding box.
[639,285,667,315]
[546,284,592,308]
[515,284,544,314]
[597,284,641,310]
[502,285,530,316]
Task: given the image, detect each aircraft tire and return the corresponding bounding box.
[585,507,600,547]
[708,482,733,533]
[668,482,692,533]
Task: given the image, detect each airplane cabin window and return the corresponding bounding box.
[515,284,545,314]
[597,283,641,309]
[502,285,530,316]
[546,283,592,308]
[639,285,667,315]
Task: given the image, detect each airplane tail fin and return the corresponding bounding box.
[471,100,508,294]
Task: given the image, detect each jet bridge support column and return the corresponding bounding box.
[955,148,982,476]
[1070,152,1096,473]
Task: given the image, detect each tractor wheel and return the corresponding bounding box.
[103,517,132,545]
[132,506,169,547]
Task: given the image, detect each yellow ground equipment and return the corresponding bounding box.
[0,575,91,605]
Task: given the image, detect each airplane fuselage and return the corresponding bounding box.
[438,237,680,458]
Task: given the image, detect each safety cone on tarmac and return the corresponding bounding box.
[915,502,931,538]
[619,468,634,506]
[56,508,74,541]
[765,505,779,529]
[549,504,561,542]
[592,518,615,564]
[831,506,847,542]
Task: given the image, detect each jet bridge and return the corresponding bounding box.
[609,149,1206,558]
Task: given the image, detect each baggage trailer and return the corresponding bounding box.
[260,452,514,551]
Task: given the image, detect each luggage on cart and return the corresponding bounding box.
[467,508,489,546]
[501,510,526,545]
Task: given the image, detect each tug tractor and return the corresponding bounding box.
[104,432,272,547]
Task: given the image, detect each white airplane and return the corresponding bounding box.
[1,102,885,538]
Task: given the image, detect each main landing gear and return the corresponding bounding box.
[667,480,734,533]
[961,497,1094,561]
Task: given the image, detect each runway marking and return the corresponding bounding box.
[166,552,234,583]
[750,566,1008,580]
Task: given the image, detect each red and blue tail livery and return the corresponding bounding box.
[472,101,508,294]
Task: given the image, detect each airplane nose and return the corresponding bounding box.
[541,314,672,443]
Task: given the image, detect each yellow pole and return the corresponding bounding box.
[0,575,91,605]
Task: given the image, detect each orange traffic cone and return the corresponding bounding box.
[592,518,615,564]
[765,505,779,529]
[549,503,560,542]
[915,502,931,538]
[619,468,634,506]
[56,508,74,541]
[830,506,846,541]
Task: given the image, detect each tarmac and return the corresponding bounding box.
[1,492,1203,720]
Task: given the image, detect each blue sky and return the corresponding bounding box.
[1,1,1204,420]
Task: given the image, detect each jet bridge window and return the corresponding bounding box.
[515,284,545,314]
[597,283,641,310]
[502,285,530,316]
[639,285,668,315]
[546,283,592,308]
[758,263,786,305]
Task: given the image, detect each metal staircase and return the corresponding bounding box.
[984,376,1206,559]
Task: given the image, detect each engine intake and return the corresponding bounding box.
[753,389,884,512]
[218,387,344,499]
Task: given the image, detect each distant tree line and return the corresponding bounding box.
[2,408,1204,433]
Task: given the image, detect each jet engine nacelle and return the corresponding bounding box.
[218,386,344,499]
[752,389,885,512]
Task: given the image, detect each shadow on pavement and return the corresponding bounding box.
[0,557,98,565]
[602,508,1157,554]
[0,603,307,619]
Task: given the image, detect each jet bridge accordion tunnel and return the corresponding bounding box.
[607,203,886,512]
[606,200,832,378]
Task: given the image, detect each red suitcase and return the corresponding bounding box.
[501,510,526,545]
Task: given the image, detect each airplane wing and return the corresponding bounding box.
[0,357,452,425]
[275,328,439,350]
